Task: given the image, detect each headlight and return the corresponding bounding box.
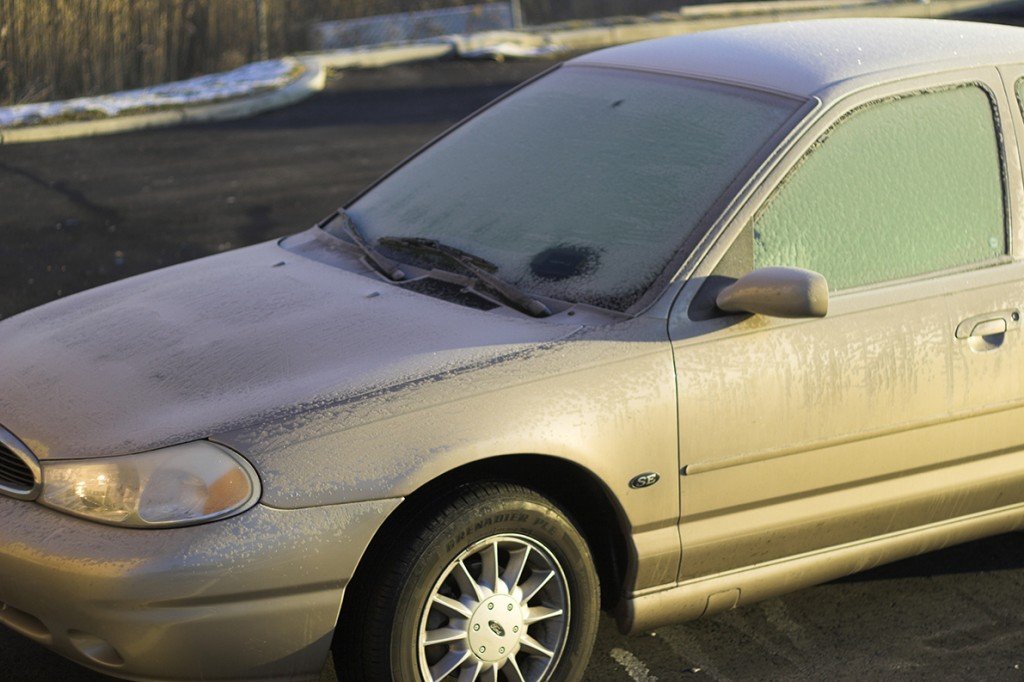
[39,441,261,528]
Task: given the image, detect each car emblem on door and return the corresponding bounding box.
[629,472,660,489]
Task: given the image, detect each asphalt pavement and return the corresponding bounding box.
[2,55,1024,682]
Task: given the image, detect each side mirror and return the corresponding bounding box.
[716,266,828,319]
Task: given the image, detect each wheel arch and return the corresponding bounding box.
[342,454,632,619]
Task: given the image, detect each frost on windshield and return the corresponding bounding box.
[346,66,801,311]
[751,85,1005,291]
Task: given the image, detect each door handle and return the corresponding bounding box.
[955,310,1019,351]
[967,318,1006,338]
[955,310,1019,339]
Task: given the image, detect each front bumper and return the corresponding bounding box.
[0,494,401,681]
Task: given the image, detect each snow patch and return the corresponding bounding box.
[0,59,300,129]
[610,648,659,682]
[461,41,566,59]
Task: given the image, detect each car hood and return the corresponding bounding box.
[0,238,580,461]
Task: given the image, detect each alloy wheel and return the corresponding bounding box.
[417,533,570,681]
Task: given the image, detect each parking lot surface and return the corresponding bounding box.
[1,56,1024,681]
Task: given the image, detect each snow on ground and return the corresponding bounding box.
[0,34,560,131]
[0,59,300,128]
[460,42,566,59]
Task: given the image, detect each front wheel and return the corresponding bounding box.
[342,481,600,681]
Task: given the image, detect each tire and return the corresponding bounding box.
[339,480,600,681]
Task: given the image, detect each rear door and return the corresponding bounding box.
[668,69,1022,582]
[934,65,1024,519]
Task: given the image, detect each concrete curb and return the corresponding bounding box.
[496,0,1004,53]
[0,57,326,145]
[0,0,1008,144]
[679,0,881,17]
[316,42,454,70]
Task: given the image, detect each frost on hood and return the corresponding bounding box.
[0,241,580,461]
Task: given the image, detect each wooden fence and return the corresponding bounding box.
[0,0,688,106]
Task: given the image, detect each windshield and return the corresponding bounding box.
[340,65,804,312]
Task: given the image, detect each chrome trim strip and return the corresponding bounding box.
[0,425,42,501]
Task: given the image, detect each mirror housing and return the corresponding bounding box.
[715,266,828,319]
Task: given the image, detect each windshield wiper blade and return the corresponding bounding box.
[384,237,552,317]
[380,236,552,318]
[326,209,406,281]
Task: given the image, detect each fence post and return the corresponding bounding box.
[254,0,270,61]
[510,0,525,28]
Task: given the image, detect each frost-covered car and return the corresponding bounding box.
[4,17,1024,682]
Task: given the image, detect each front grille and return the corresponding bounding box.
[0,427,40,499]
[0,444,35,491]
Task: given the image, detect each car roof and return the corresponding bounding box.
[572,18,1024,98]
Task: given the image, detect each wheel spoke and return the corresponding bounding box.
[433,593,473,619]
[454,559,485,602]
[481,540,502,593]
[425,627,468,646]
[457,660,484,682]
[518,569,555,604]
[524,605,564,625]
[430,649,473,681]
[501,546,530,592]
[502,654,526,682]
[480,664,499,682]
[518,633,555,659]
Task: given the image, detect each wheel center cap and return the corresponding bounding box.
[467,595,523,663]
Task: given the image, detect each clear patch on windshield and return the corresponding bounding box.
[343,65,804,312]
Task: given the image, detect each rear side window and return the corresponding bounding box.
[749,85,1006,291]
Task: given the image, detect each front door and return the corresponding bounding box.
[668,74,1017,581]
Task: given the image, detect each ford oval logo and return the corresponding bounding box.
[629,472,660,489]
[488,621,506,637]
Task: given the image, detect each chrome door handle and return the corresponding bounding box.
[955,310,1019,352]
[967,319,1006,338]
[955,310,1019,340]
